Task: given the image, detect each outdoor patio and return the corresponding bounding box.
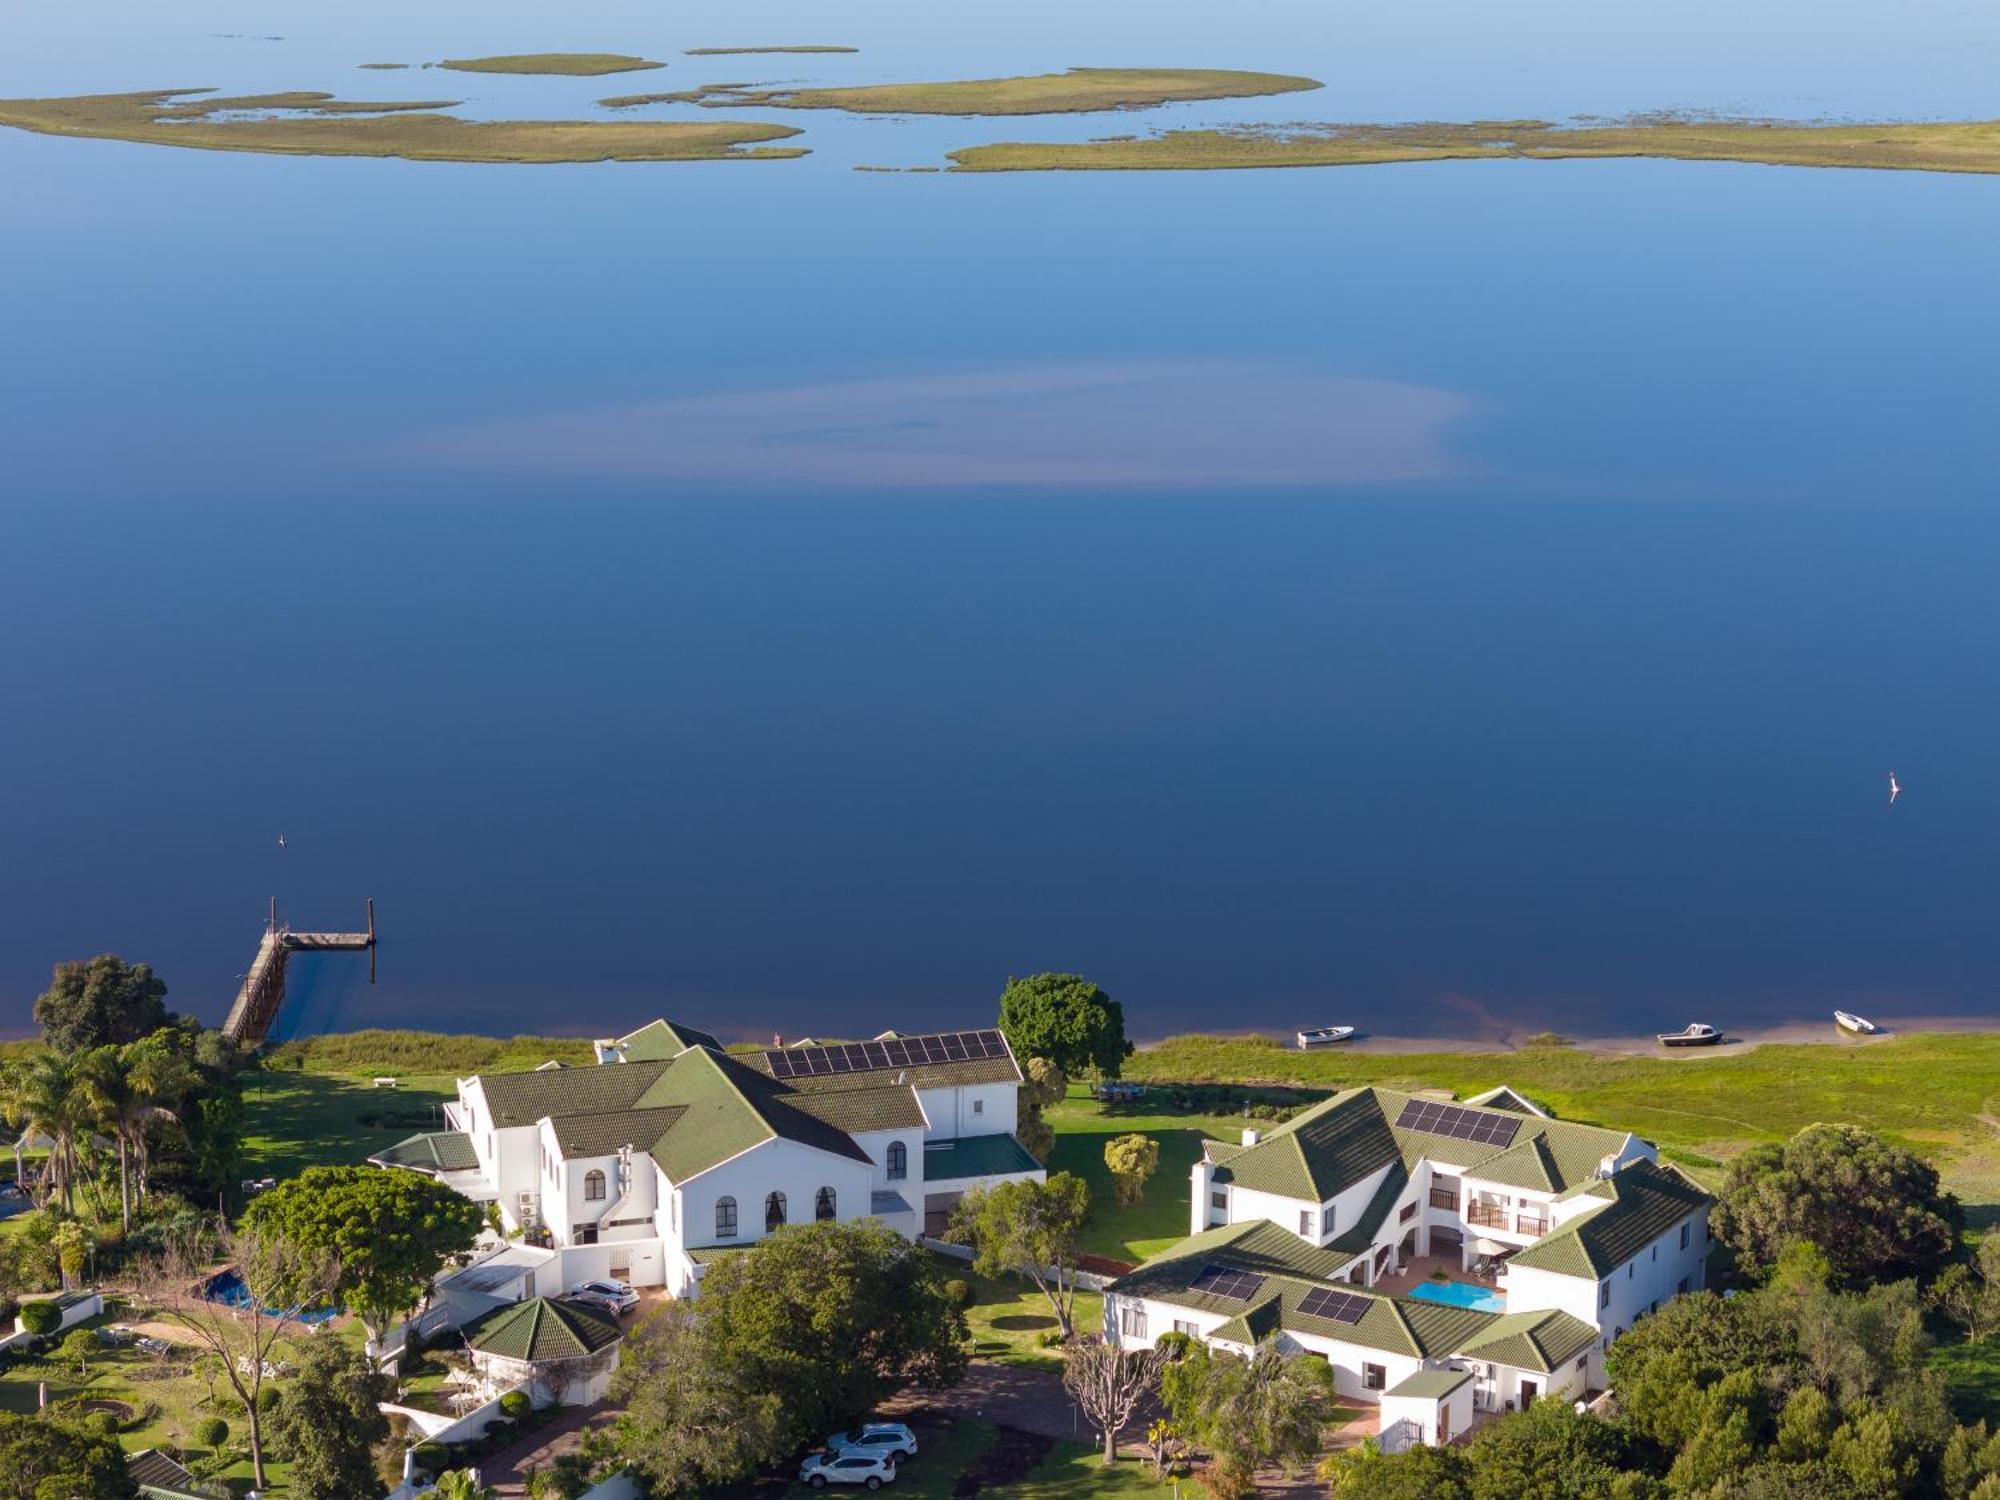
[1371,1252,1501,1300]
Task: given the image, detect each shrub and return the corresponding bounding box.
[1038,1329,1066,1347]
[192,1416,229,1450]
[411,1442,448,1476]
[85,1411,120,1437]
[943,1279,973,1310]
[499,1389,532,1420]
[17,1300,60,1336]
[254,1384,282,1414]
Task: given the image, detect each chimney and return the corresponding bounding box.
[1242,1128,1262,1147]
[773,1032,784,1048]
[1598,1152,1620,1179]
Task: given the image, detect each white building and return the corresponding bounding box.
[372,1018,1043,1297]
[1104,1084,1711,1446]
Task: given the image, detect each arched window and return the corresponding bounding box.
[584,1170,606,1201]
[815,1186,836,1221]
[887,1141,907,1181]
[766,1191,787,1233]
[716,1196,738,1238]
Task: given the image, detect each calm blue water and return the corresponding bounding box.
[1409,1281,1509,1315]
[2,0,1998,1047]
[203,1268,342,1324]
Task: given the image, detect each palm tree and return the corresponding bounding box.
[80,1037,193,1230]
[431,1471,494,1500]
[0,1051,93,1214]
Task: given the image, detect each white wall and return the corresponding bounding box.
[916,1082,1018,1141]
[1504,1203,1710,1360]
[676,1137,879,1251]
[851,1125,926,1199]
[1382,1378,1475,1448]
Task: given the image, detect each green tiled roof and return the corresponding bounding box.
[369,1131,479,1174]
[687,1243,756,1265]
[634,1046,873,1182]
[1384,1366,1474,1401]
[1507,1161,1711,1280]
[131,1450,223,1500]
[612,1018,723,1062]
[1454,1308,1599,1372]
[788,1083,927,1135]
[1327,1164,1409,1258]
[465,1297,623,1361]
[1214,1085,1635,1206]
[922,1133,1042,1181]
[1208,1298,1284,1346]
[550,1106,686,1160]
[1471,1135,1564,1192]
[480,1059,671,1128]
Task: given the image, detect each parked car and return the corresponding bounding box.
[799,1451,897,1489]
[567,1279,639,1314]
[566,1290,625,1320]
[828,1423,918,1462]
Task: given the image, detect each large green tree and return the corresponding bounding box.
[948,1172,1091,1338]
[614,1220,967,1489]
[998,973,1129,1079]
[31,954,169,1054]
[0,1412,137,1499]
[263,1333,390,1500]
[0,1052,93,1214]
[1159,1339,1333,1486]
[244,1165,482,1344]
[78,1035,195,1232]
[1713,1124,1962,1287]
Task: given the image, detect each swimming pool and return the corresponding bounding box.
[1407,1280,1507,1315]
[202,1269,342,1326]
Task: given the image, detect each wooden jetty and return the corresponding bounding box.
[221,898,376,1046]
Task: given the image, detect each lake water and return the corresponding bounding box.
[3,0,1998,1048]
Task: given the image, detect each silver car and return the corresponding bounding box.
[798,1450,897,1489]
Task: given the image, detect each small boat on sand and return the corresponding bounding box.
[1657,1022,1722,1048]
[1297,1025,1356,1049]
[1834,1010,1880,1036]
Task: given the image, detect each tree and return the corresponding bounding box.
[16,1300,60,1338]
[432,1474,495,1500]
[263,1332,389,1500]
[1161,1339,1333,1483]
[998,974,1130,1079]
[244,1165,482,1346]
[0,1411,137,1498]
[1714,1124,1962,1287]
[949,1173,1091,1338]
[1063,1336,1166,1463]
[1459,1397,1643,1499]
[51,1221,89,1292]
[191,1416,229,1455]
[615,1220,967,1488]
[1017,1057,1067,1163]
[31,955,169,1055]
[79,1036,195,1232]
[1322,1440,1473,1499]
[1104,1133,1161,1208]
[137,1224,340,1489]
[613,1303,787,1493]
[58,1327,97,1379]
[0,1053,94,1214]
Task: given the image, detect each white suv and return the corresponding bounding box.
[830,1424,918,1462]
[799,1450,897,1489]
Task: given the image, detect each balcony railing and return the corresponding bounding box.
[1429,1189,1459,1211]
[1516,1215,1549,1238]
[1467,1204,1509,1230]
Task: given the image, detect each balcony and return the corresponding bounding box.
[1429,1189,1460,1211]
[1515,1215,1548,1238]
[1467,1204,1509,1230]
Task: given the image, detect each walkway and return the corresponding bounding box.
[480,1402,617,1495]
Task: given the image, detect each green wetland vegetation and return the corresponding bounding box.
[434,52,666,76]
[947,115,2000,173]
[0,88,806,164]
[660,67,1323,116]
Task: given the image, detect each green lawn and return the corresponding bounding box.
[241,1069,455,1182]
[1934,1337,2000,1422]
[946,1260,1102,1365]
[1045,1093,1254,1264]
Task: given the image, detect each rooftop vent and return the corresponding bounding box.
[1242,1128,1262,1147]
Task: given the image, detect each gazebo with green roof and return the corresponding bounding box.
[462,1296,627,1406]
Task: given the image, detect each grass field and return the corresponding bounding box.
[947,116,2000,173]
[1045,1095,1251,1264]
[241,1069,456,1181]
[0,89,806,163]
[435,53,665,76]
[672,68,1322,116]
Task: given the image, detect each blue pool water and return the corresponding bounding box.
[203,1269,342,1326]
[1408,1281,1508,1315]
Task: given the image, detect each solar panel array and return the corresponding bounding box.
[1394,1098,1521,1149]
[762,1029,1010,1079]
[1296,1286,1372,1325]
[1188,1264,1266,1302]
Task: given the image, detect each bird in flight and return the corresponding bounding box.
[1888,774,1901,807]
[277,834,288,849]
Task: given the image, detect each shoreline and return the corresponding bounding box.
[1131,1012,2000,1060]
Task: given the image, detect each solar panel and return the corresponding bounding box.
[1188,1264,1266,1302]
[1394,1098,1519,1149]
[761,1030,1009,1081]
[1297,1287,1371,1325]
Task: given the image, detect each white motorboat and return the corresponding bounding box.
[1834,1010,1880,1036]
[1657,1022,1722,1048]
[1296,1025,1356,1049]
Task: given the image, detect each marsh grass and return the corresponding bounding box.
[680,67,1322,116]
[948,117,2000,172]
[0,88,807,163]
[435,53,666,76]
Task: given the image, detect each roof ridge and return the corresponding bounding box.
[684,1045,780,1150]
